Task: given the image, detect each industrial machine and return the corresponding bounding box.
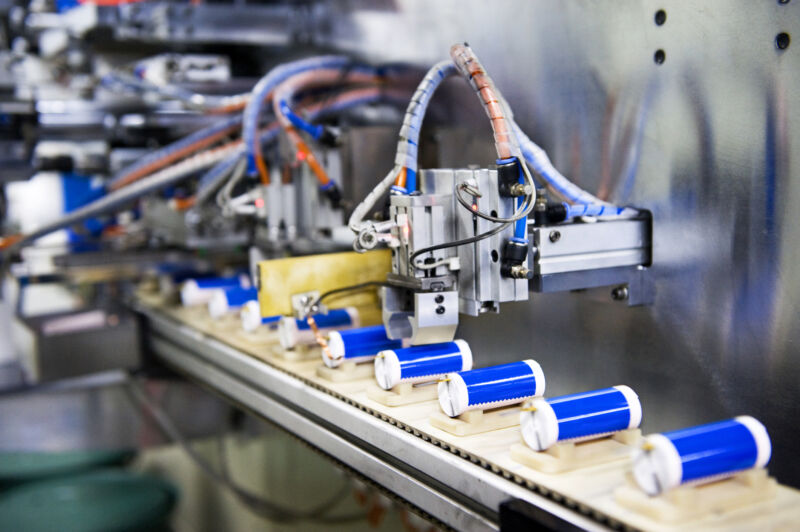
[0,1,797,531]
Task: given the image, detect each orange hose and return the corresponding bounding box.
[450,44,513,160]
[0,234,22,250]
[287,127,331,186]
[254,149,270,185]
[170,197,196,211]
[393,166,407,189]
[110,123,239,191]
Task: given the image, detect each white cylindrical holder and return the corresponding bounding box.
[208,287,258,319]
[632,416,772,496]
[180,274,250,306]
[520,385,642,451]
[324,325,403,369]
[240,300,280,332]
[279,307,360,349]
[438,359,545,418]
[375,340,472,390]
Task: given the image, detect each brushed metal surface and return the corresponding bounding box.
[314,0,800,487]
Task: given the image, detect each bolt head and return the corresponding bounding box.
[549,230,561,243]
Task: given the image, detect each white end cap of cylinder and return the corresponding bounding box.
[180,280,206,306]
[374,350,401,390]
[437,373,469,418]
[520,398,559,451]
[453,339,473,371]
[632,434,683,496]
[207,290,229,319]
[735,415,772,469]
[614,385,642,429]
[343,307,361,328]
[278,317,298,349]
[324,331,345,368]
[522,359,546,397]
[240,300,262,332]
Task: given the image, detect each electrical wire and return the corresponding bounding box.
[125,379,365,524]
[242,56,353,177]
[107,114,243,191]
[409,220,512,266]
[300,281,392,319]
[101,71,250,113]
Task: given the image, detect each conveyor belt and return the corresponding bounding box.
[136,298,800,531]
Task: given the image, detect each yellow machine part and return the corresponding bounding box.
[257,249,391,321]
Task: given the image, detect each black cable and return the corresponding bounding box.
[303,280,393,317]
[126,379,365,524]
[409,220,511,266]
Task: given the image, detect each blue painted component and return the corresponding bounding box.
[262,315,281,325]
[61,174,107,247]
[55,0,79,12]
[194,276,245,290]
[405,167,417,194]
[223,287,258,308]
[280,100,324,140]
[296,309,353,330]
[337,325,402,359]
[548,387,632,441]
[664,419,760,483]
[460,361,537,407]
[495,157,527,242]
[396,342,464,380]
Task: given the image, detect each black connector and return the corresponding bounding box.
[323,183,342,208]
[500,239,532,279]
[318,126,341,148]
[35,155,73,173]
[497,157,521,197]
[533,203,568,226]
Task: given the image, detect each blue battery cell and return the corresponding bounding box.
[632,416,772,495]
[325,325,404,369]
[374,340,472,390]
[208,287,258,319]
[180,274,250,306]
[278,307,360,349]
[240,300,280,332]
[437,360,545,417]
[520,386,642,451]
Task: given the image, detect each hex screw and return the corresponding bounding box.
[435,306,446,315]
[434,295,444,304]
[611,286,629,301]
[549,230,561,243]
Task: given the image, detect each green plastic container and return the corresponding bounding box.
[0,470,177,532]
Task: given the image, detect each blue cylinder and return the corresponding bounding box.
[520,386,642,451]
[180,274,249,306]
[208,287,258,319]
[632,416,772,495]
[374,340,472,390]
[325,325,403,368]
[278,308,360,349]
[240,300,280,332]
[437,360,545,417]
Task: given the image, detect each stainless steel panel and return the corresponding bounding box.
[313,0,800,487]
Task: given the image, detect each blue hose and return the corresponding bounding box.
[497,157,528,243]
[242,56,353,176]
[107,115,242,190]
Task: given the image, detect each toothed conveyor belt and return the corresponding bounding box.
[135,297,800,532]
